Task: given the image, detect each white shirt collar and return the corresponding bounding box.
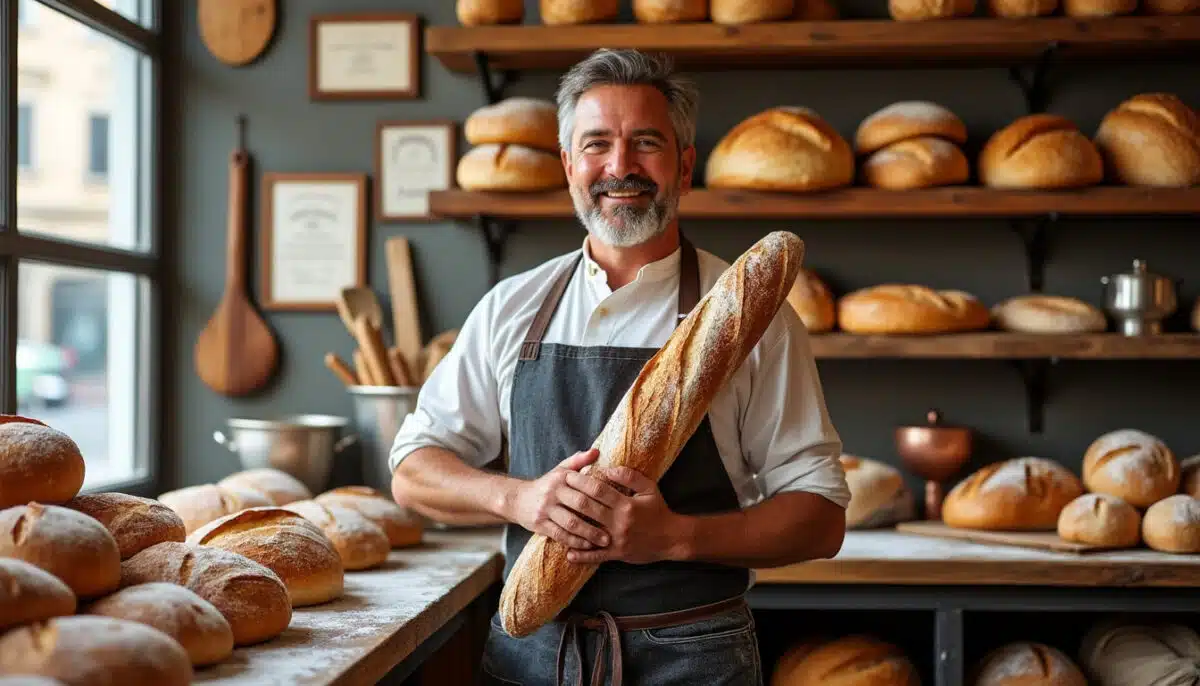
[580,236,681,287]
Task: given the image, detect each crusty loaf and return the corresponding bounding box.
[85,582,234,667]
[862,137,970,190]
[0,615,193,686]
[837,284,991,335]
[770,634,921,686]
[464,98,560,153]
[456,144,567,192]
[1056,493,1141,548]
[711,0,794,23]
[315,485,424,548]
[840,455,916,530]
[979,114,1104,189]
[1080,620,1200,686]
[1062,0,1136,14]
[0,416,85,509]
[499,231,806,638]
[121,541,292,646]
[282,498,391,570]
[0,558,76,632]
[1142,494,1200,554]
[0,502,122,599]
[157,482,274,535]
[456,0,524,25]
[1082,429,1180,509]
[61,492,186,560]
[987,0,1057,15]
[540,0,618,24]
[217,468,314,506]
[972,641,1087,686]
[786,268,836,333]
[942,457,1084,531]
[1094,93,1200,188]
[706,107,855,191]
[187,507,344,607]
[855,101,968,155]
[634,0,709,22]
[991,295,1107,334]
[889,0,976,20]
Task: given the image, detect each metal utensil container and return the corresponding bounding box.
[1101,259,1179,336]
[347,385,420,494]
[213,414,356,494]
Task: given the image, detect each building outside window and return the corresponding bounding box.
[8,0,161,493]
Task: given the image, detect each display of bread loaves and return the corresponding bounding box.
[837,284,991,335]
[770,634,921,686]
[464,97,560,154]
[157,481,274,535]
[711,0,794,23]
[1080,619,1200,686]
[456,0,523,25]
[970,641,1087,686]
[217,467,314,506]
[979,114,1104,189]
[540,0,619,24]
[889,0,976,20]
[786,268,836,333]
[1056,492,1142,548]
[706,107,855,191]
[0,502,121,599]
[60,492,186,560]
[855,101,970,190]
[1082,429,1180,509]
[282,498,391,570]
[840,455,916,529]
[85,582,235,667]
[634,0,709,22]
[1062,0,1137,15]
[1142,494,1200,554]
[0,415,85,510]
[457,144,567,192]
[0,558,76,632]
[942,457,1085,530]
[986,0,1058,15]
[315,485,425,548]
[1094,93,1200,188]
[991,295,1107,334]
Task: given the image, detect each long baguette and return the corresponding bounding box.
[498,231,806,637]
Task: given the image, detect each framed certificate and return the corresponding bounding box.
[309,12,420,100]
[260,172,368,311]
[374,120,457,221]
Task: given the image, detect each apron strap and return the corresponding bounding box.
[519,235,701,361]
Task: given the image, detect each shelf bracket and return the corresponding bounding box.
[1009,213,1054,293]
[1007,41,1061,114]
[472,51,517,105]
[474,214,515,287]
[1011,359,1052,434]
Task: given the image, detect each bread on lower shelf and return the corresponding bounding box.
[942,456,1084,531]
[706,107,855,192]
[84,582,234,667]
[855,101,968,156]
[979,114,1104,189]
[456,144,567,192]
[786,268,836,333]
[0,558,76,633]
[0,502,122,599]
[1094,92,1200,188]
[711,0,795,23]
[771,634,921,686]
[0,415,85,510]
[1080,619,1200,685]
[991,295,1108,334]
[971,641,1087,686]
[837,284,991,335]
[840,455,916,530]
[862,136,970,190]
[61,492,187,560]
[1142,494,1200,554]
[1056,492,1142,548]
[1082,429,1180,509]
[465,97,560,154]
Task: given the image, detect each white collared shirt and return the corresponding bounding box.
[389,239,851,511]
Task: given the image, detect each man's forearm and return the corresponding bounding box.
[391,447,522,526]
[668,491,846,569]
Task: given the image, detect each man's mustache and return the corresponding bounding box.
[590,176,658,198]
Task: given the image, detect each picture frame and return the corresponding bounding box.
[374,119,457,222]
[260,172,368,312]
[309,12,420,101]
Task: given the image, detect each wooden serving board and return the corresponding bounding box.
[895,520,1117,554]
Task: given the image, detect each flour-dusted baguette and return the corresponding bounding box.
[498,231,806,638]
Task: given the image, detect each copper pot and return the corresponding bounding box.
[895,410,973,520]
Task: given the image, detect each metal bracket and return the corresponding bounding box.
[1011,359,1052,434]
[1007,42,1060,114]
[1009,213,1054,293]
[472,51,517,105]
[474,214,515,286]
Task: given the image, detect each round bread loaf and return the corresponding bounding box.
[889,0,976,20]
[217,468,313,506]
[1056,493,1141,548]
[786,268,836,333]
[282,498,391,571]
[0,615,192,686]
[862,137,970,190]
[770,634,921,686]
[316,486,425,548]
[855,101,968,155]
[1094,93,1200,188]
[0,502,121,599]
[85,582,234,667]
[456,0,523,25]
[1082,429,1180,509]
[837,284,991,335]
[1080,620,1200,686]
[972,641,1087,686]
[60,492,186,560]
[157,482,274,535]
[711,0,794,23]
[771,637,826,685]
[942,457,1084,531]
[465,98,560,153]
[634,0,709,22]
[706,107,855,192]
[979,114,1104,189]
[840,455,916,530]
[1181,454,1200,498]
[991,295,1107,334]
[987,0,1057,14]
[0,558,76,632]
[186,507,344,607]
[456,144,567,192]
[794,0,839,18]
[121,541,291,646]
[1062,0,1136,14]
[0,416,85,510]
[540,0,618,24]
[1142,494,1200,554]
[1143,0,1200,12]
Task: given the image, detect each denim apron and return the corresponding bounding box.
[480,236,763,686]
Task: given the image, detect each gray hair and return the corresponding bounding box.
[555,49,699,156]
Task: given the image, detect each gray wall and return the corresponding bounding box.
[171,0,1200,495]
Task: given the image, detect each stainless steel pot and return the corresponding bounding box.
[1101,259,1179,336]
[347,385,419,494]
[213,414,357,494]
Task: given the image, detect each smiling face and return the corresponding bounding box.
[562,84,696,248]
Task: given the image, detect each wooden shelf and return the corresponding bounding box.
[808,333,1200,359]
[429,187,1200,220]
[426,16,1200,73]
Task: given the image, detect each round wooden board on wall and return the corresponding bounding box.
[198,0,278,67]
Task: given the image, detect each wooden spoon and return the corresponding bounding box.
[194,116,279,397]
[336,287,384,336]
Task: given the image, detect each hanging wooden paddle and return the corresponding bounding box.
[198,0,277,67]
[194,115,279,397]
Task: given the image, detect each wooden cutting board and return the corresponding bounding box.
[895,520,1118,554]
[386,238,423,365]
[198,0,277,67]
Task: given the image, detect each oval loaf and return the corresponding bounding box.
[61,492,186,560]
[0,502,121,599]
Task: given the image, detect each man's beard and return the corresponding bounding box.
[571,175,678,248]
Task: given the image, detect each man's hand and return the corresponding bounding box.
[561,466,688,565]
[510,449,612,550]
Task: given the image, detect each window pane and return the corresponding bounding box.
[18,261,145,490]
[18,6,149,251]
[90,0,153,29]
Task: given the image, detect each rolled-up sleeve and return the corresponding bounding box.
[740,313,850,509]
[388,292,504,472]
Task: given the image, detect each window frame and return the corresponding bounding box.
[1,0,166,497]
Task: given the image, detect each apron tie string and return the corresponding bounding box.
[555,611,625,686]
